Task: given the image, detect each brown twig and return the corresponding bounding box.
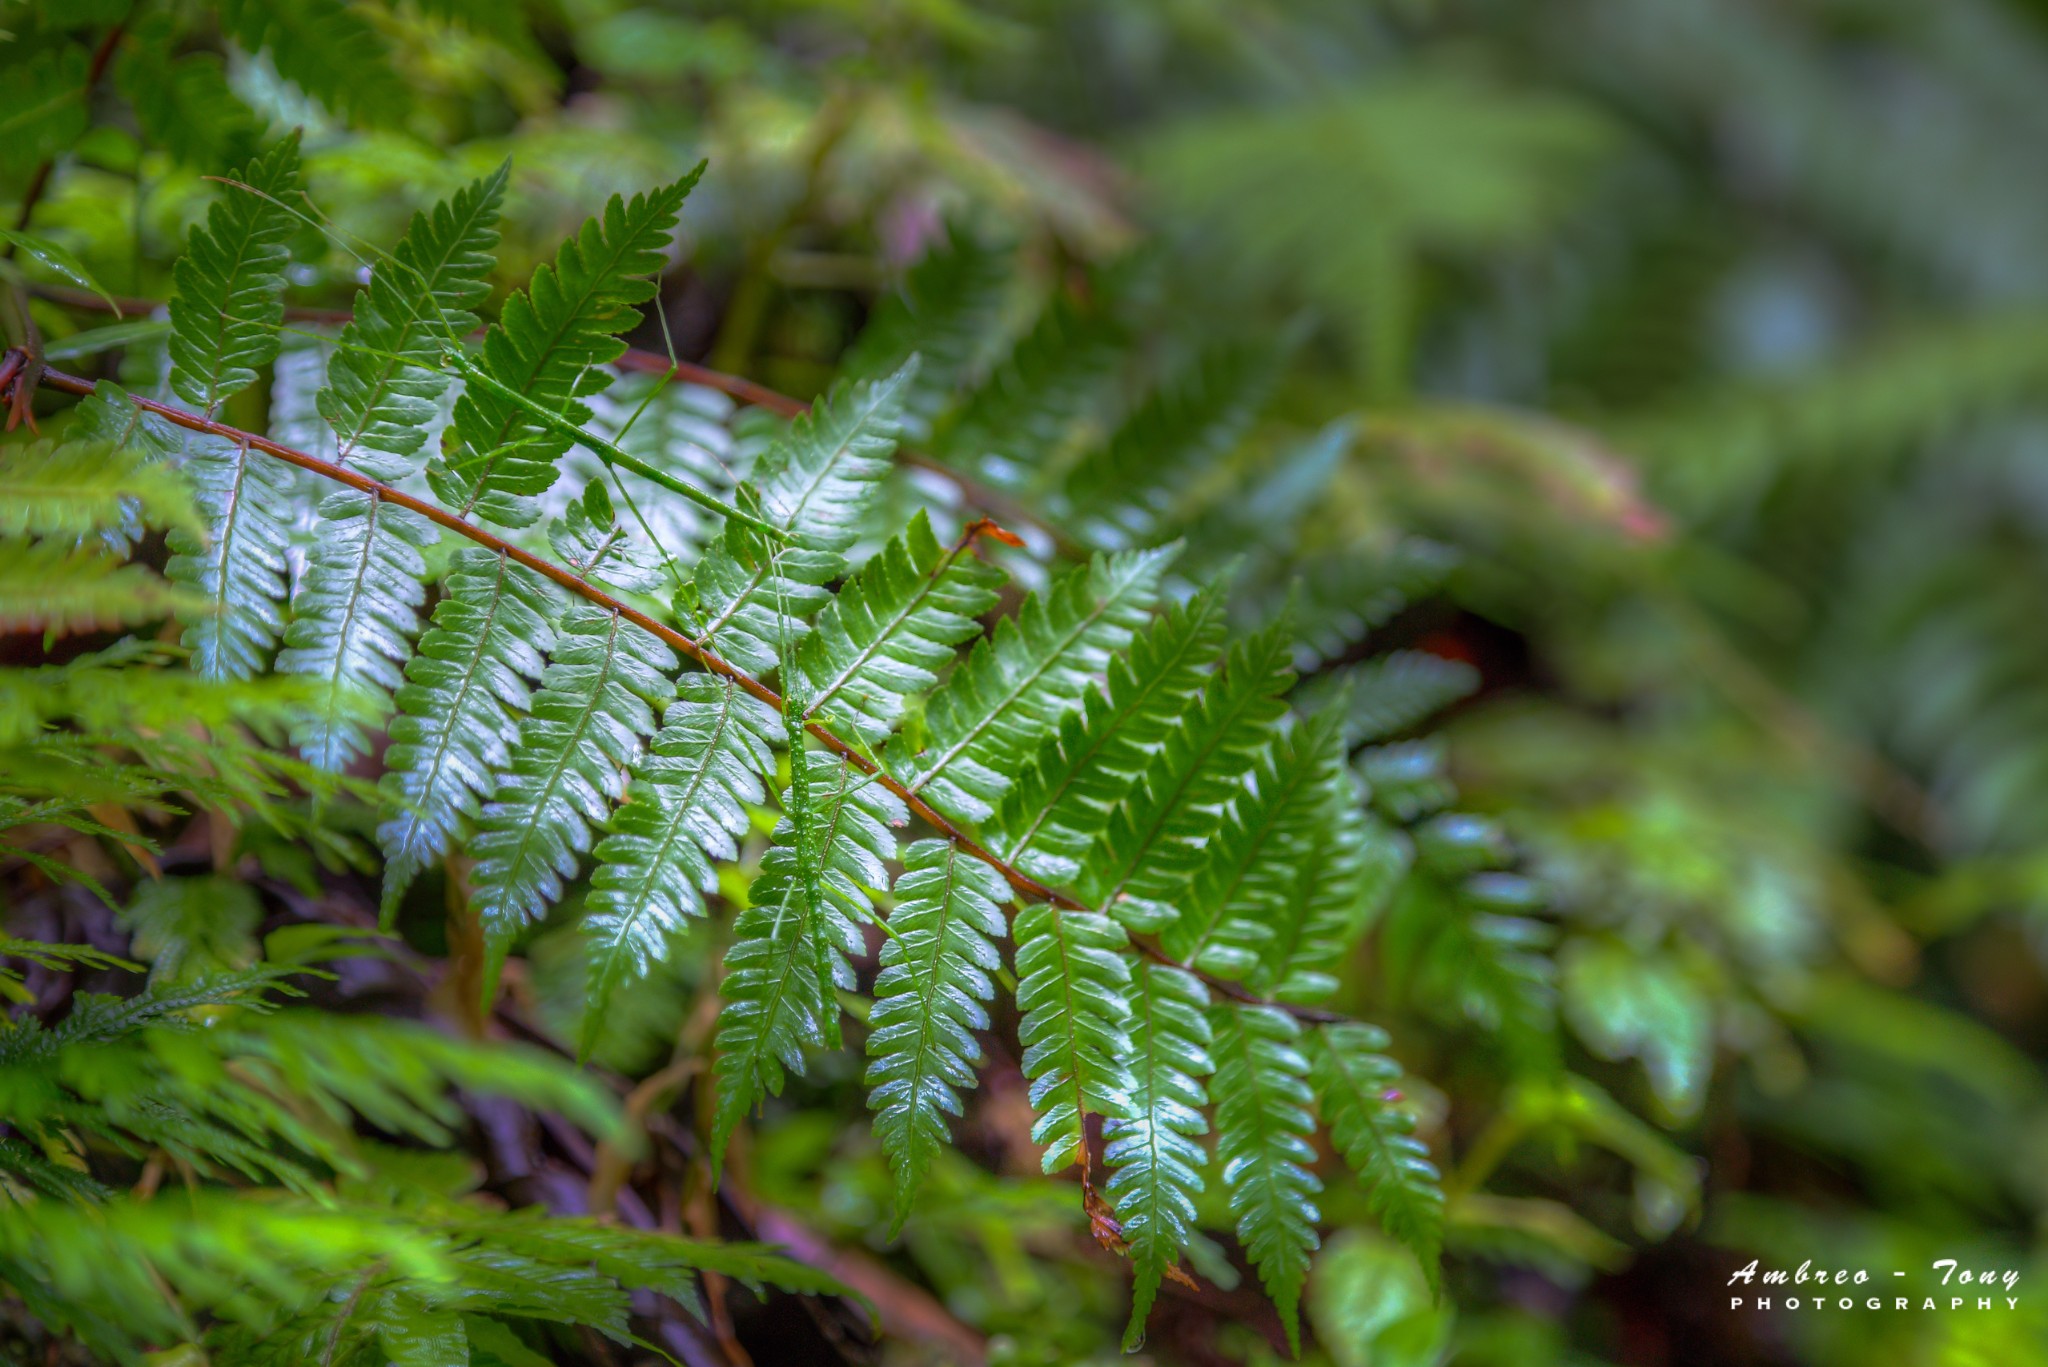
[12,355,1340,1029]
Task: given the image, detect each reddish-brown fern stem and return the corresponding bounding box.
[12,353,1334,1024]
[26,282,1075,553]
[7,15,133,247]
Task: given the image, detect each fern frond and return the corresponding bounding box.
[166,134,302,415]
[164,432,300,679]
[991,586,1228,882]
[1251,737,1408,1004]
[793,510,1005,742]
[566,374,744,562]
[1209,1002,1321,1353]
[378,548,562,913]
[1058,340,1282,549]
[935,292,1128,492]
[0,540,201,636]
[583,673,782,1056]
[1156,711,1338,978]
[469,603,677,967]
[217,0,407,126]
[712,751,905,1168]
[1104,961,1212,1349]
[1013,898,1136,1174]
[1311,1022,1444,1290]
[430,172,698,528]
[0,439,198,542]
[1167,711,1402,999]
[1078,624,1293,932]
[864,838,1009,1229]
[1382,846,1558,1073]
[548,479,663,593]
[1327,649,1482,744]
[682,364,911,675]
[275,492,437,768]
[843,228,1012,439]
[320,165,507,480]
[905,546,1173,824]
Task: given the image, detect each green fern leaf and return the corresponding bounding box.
[583,674,783,1056]
[548,479,664,593]
[793,510,1005,742]
[1311,1022,1444,1290]
[1013,898,1136,1174]
[1382,849,1559,1073]
[990,586,1228,882]
[217,0,406,126]
[0,439,197,542]
[0,540,203,637]
[161,136,305,680]
[1058,340,1282,549]
[469,603,677,967]
[1104,961,1212,1350]
[935,293,1128,493]
[164,434,300,679]
[843,228,1012,439]
[1328,650,1481,744]
[275,493,437,769]
[864,838,1010,1229]
[568,374,742,562]
[904,546,1173,824]
[681,364,912,675]
[1209,1002,1321,1353]
[1249,724,1408,1003]
[1166,710,1396,995]
[1078,624,1293,933]
[712,752,906,1170]
[430,172,699,528]
[320,166,507,480]
[166,134,301,415]
[378,548,562,913]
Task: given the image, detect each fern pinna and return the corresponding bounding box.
[4,148,1470,1351]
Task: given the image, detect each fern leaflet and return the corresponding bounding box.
[1078,624,1294,932]
[1104,961,1212,1349]
[275,492,437,768]
[378,548,561,913]
[904,547,1172,824]
[166,134,301,415]
[864,838,1009,1229]
[1311,1021,1445,1290]
[1209,1002,1322,1354]
[712,752,905,1169]
[583,673,782,1056]
[1013,899,1136,1174]
[469,603,676,970]
[320,166,506,480]
[991,586,1228,883]
[162,137,304,680]
[681,364,911,675]
[793,509,1005,742]
[429,172,698,527]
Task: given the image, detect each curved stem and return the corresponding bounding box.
[13,353,1335,1024]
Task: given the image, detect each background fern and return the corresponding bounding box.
[8,1,2048,1362]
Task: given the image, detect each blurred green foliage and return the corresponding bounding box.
[8,0,2048,1364]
